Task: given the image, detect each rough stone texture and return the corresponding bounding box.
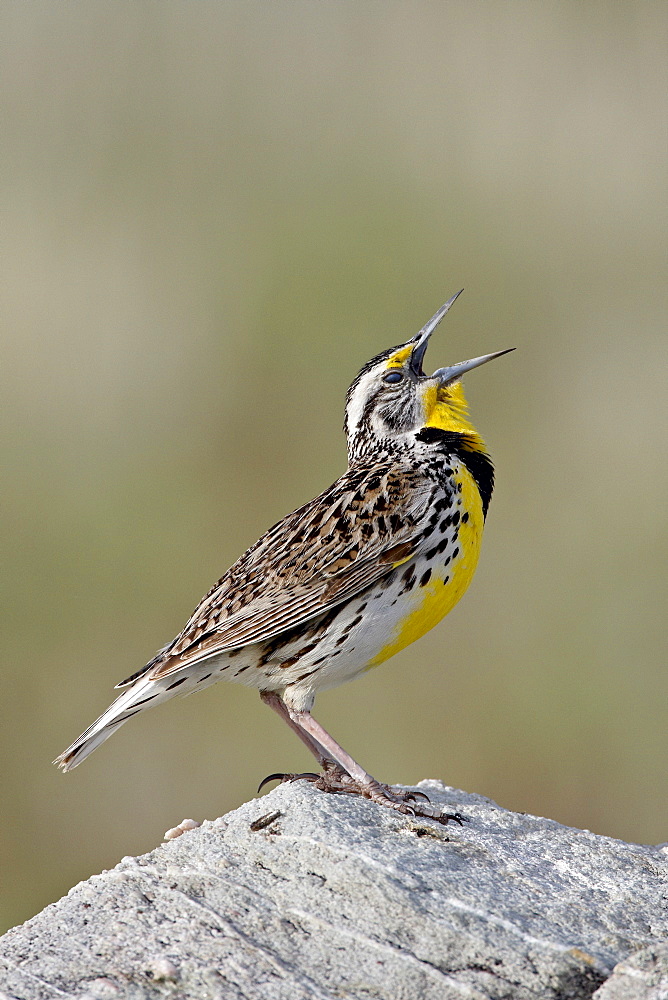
[592,944,668,1000]
[1,781,666,1000]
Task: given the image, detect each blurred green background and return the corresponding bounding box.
[1,2,666,933]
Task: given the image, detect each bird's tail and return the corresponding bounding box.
[53,673,181,772]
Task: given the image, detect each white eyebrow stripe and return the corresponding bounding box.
[345,368,378,437]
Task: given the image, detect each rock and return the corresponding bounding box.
[0,781,666,1000]
[163,818,202,841]
[592,944,668,1000]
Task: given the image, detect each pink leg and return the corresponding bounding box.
[259,691,464,827]
[261,691,372,781]
[287,708,376,785]
[260,691,331,762]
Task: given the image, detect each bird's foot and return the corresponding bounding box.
[259,762,465,826]
[343,775,465,826]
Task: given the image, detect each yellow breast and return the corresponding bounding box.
[369,462,484,666]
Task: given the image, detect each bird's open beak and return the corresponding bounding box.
[432,348,515,386]
[409,290,463,376]
[410,291,514,383]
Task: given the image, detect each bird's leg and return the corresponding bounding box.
[258,691,340,789]
[260,692,463,826]
[288,707,379,786]
[260,691,331,762]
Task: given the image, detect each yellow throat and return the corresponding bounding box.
[369,379,487,666]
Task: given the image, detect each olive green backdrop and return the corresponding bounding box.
[1,2,666,933]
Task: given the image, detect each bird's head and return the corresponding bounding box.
[344,291,513,463]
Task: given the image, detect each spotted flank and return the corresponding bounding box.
[55,292,512,815]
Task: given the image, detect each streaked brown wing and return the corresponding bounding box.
[147,464,433,680]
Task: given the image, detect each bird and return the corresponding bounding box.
[55,291,513,824]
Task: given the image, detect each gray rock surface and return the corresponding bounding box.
[592,944,668,1000]
[1,781,666,1000]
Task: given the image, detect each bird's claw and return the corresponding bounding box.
[257,772,286,793]
[403,790,431,803]
[436,811,467,827]
[259,767,463,826]
[257,771,323,793]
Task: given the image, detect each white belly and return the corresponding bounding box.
[190,463,484,712]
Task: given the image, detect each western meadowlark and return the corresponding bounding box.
[55,292,512,824]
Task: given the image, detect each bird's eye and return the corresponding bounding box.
[383,371,404,384]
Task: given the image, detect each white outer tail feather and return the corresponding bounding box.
[54,675,176,771]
